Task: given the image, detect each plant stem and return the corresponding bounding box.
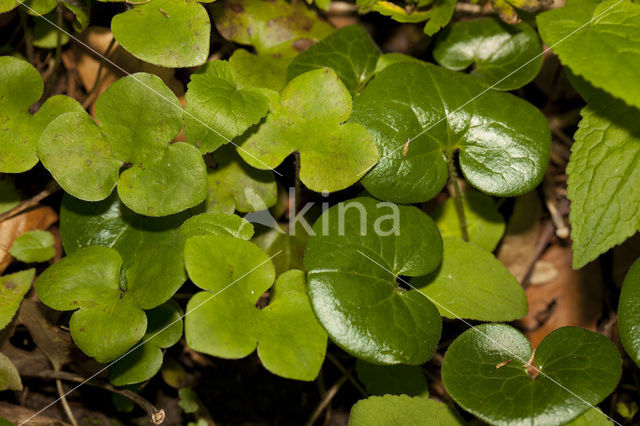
[445,150,469,242]
[56,378,78,426]
[305,373,349,426]
[82,36,117,109]
[325,352,368,397]
[0,181,60,222]
[18,7,34,63]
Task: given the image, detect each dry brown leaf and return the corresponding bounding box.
[0,401,70,425]
[0,206,58,274]
[518,244,604,348]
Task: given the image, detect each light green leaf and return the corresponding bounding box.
[355,359,429,397]
[24,0,57,16]
[206,146,277,214]
[0,0,23,13]
[287,25,381,95]
[239,68,379,193]
[185,237,326,380]
[229,48,296,92]
[9,230,55,263]
[0,353,21,391]
[567,408,613,426]
[0,269,34,330]
[33,15,70,48]
[185,61,270,154]
[110,0,210,67]
[60,0,90,32]
[0,57,84,173]
[414,238,527,321]
[537,0,640,109]
[618,257,640,368]
[349,395,464,426]
[38,73,208,216]
[433,18,542,91]
[178,387,200,414]
[109,301,183,386]
[34,245,185,362]
[176,211,254,250]
[442,324,621,426]
[305,197,443,365]
[567,90,640,268]
[432,190,505,251]
[422,0,456,35]
[352,61,550,203]
[252,221,309,277]
[0,178,20,214]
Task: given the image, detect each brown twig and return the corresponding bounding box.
[0,182,60,223]
[305,373,349,426]
[55,378,78,426]
[82,36,117,109]
[325,352,368,398]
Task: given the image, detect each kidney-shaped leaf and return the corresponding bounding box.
[434,18,543,91]
[34,246,186,362]
[185,236,327,381]
[109,0,210,68]
[442,324,621,426]
[0,269,35,330]
[349,395,465,426]
[0,57,84,173]
[619,258,640,368]
[9,230,55,263]
[414,238,527,321]
[351,61,550,203]
[304,197,442,365]
[537,0,640,109]
[239,69,379,193]
[38,73,208,216]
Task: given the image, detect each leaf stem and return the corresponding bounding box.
[18,7,34,63]
[82,36,117,109]
[325,352,368,397]
[305,372,349,426]
[445,150,469,242]
[56,377,78,426]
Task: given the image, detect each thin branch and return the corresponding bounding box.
[82,36,117,109]
[55,378,78,426]
[305,373,349,426]
[0,181,60,223]
[325,352,368,398]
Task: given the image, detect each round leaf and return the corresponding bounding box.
[442,324,622,426]
[349,395,465,426]
[9,230,55,263]
[618,257,640,367]
[304,197,443,364]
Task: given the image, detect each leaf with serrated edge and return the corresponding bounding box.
[349,395,464,426]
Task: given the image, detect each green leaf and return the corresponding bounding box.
[0,269,34,330]
[0,57,84,173]
[349,395,465,426]
[24,0,57,16]
[441,324,622,425]
[109,301,183,386]
[34,246,186,362]
[9,230,55,263]
[0,0,22,13]
[567,408,613,426]
[433,18,542,91]
[228,48,296,92]
[33,15,70,48]
[304,197,443,365]
[413,238,527,321]
[618,258,640,368]
[176,211,254,249]
[38,73,208,216]
[61,0,90,32]
[211,0,334,52]
[0,352,21,391]
[287,25,381,95]
[432,190,505,251]
[373,52,422,74]
[351,61,550,202]
[185,237,327,380]
[184,60,270,154]
[252,222,309,277]
[178,387,200,414]
[206,146,277,214]
[355,359,429,397]
[537,0,640,109]
[110,0,210,67]
[239,69,379,193]
[566,89,640,268]
[0,178,20,214]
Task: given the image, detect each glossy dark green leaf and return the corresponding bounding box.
[34,246,186,362]
[287,25,380,95]
[9,230,55,263]
[185,236,326,380]
[38,73,208,216]
[110,0,210,67]
[351,61,550,202]
[414,238,527,321]
[618,258,640,368]
[240,69,379,193]
[349,395,465,426]
[442,324,621,425]
[434,18,543,91]
[355,359,429,397]
[537,0,640,109]
[305,197,442,364]
[0,269,34,330]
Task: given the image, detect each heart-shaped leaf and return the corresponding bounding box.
[109,0,210,67]
[442,324,621,425]
[206,146,277,214]
[537,0,640,109]
[304,197,443,365]
[433,18,543,91]
[618,258,640,368]
[0,269,34,330]
[351,61,550,202]
[185,236,327,381]
[355,359,429,397]
[38,73,208,216]
[34,245,186,362]
[239,68,379,193]
[109,300,183,386]
[0,57,84,173]
[9,230,55,263]
[414,238,527,321]
[287,25,381,95]
[432,189,505,251]
[349,395,465,426]
[184,60,271,154]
